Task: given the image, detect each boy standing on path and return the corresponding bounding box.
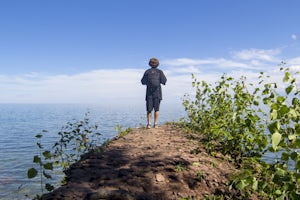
[141,58,167,129]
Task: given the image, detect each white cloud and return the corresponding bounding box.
[291,34,297,40]
[231,48,281,62]
[0,69,146,104]
[289,57,300,65]
[165,66,202,74]
[1,47,299,105]
[163,57,255,70]
[163,58,211,66]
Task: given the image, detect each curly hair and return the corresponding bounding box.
[149,58,159,68]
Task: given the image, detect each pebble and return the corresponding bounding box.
[155,173,165,182]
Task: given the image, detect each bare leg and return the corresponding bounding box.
[147,112,152,128]
[154,111,159,128]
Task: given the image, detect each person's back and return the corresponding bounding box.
[141,58,167,128]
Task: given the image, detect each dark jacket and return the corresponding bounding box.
[141,68,167,100]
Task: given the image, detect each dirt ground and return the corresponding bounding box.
[42,124,237,200]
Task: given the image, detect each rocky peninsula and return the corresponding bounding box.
[42,123,236,200]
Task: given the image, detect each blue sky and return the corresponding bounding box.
[0,0,300,105]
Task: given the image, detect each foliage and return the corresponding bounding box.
[27,112,101,195]
[183,74,268,162]
[27,130,54,194]
[115,124,132,137]
[183,66,300,199]
[175,161,186,172]
[51,112,101,170]
[196,170,204,181]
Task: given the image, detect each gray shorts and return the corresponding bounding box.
[146,98,161,112]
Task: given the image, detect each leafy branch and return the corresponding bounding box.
[27,112,101,197]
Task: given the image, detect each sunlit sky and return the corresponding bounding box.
[1,0,300,105]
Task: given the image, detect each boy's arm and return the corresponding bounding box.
[141,72,148,85]
[160,71,167,85]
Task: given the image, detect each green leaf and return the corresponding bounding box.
[27,168,38,178]
[296,124,300,133]
[43,151,52,159]
[285,85,294,95]
[271,103,279,110]
[263,87,270,95]
[277,96,285,103]
[33,155,41,164]
[43,162,53,170]
[292,98,299,106]
[35,134,42,138]
[270,110,278,120]
[236,179,248,190]
[268,121,280,133]
[275,167,286,176]
[272,131,282,151]
[295,139,300,148]
[289,109,298,118]
[296,160,300,170]
[288,134,297,141]
[263,97,269,104]
[281,152,289,161]
[291,152,298,161]
[61,161,68,168]
[275,189,282,195]
[283,71,290,82]
[252,178,258,191]
[45,183,54,191]
[278,105,290,117]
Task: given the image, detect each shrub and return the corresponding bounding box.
[183,66,300,199]
[27,112,101,195]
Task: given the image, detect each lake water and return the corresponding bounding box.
[0,103,286,200]
[0,103,185,200]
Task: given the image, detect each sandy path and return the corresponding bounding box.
[42,124,234,200]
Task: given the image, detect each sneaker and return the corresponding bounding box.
[147,124,151,129]
[153,124,159,128]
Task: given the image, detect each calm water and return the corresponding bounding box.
[0,103,185,200]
